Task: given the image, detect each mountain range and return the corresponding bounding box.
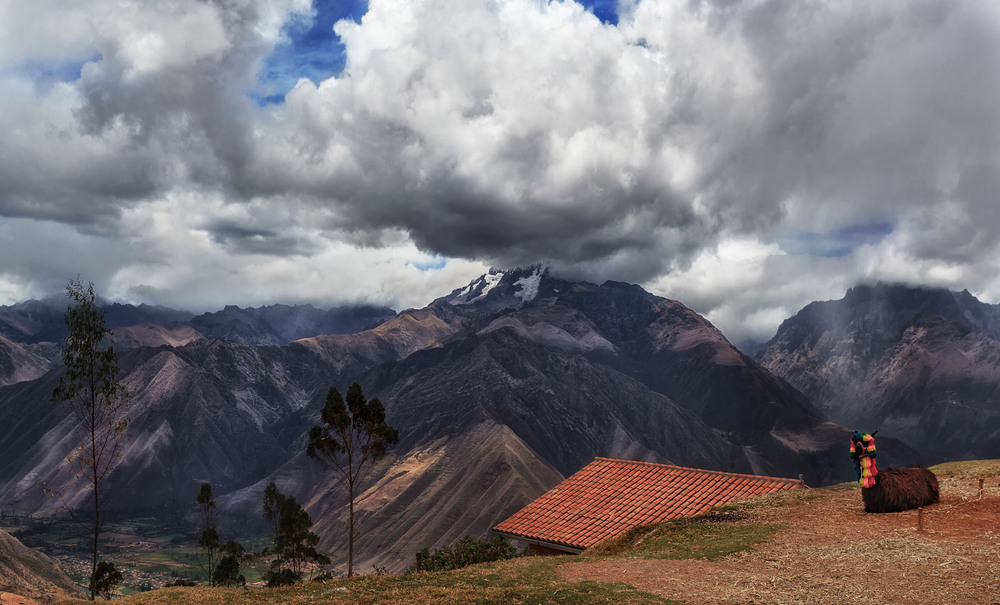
[0,298,395,386]
[0,270,985,574]
[756,283,1000,460]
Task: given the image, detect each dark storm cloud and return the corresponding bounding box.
[0,0,306,231]
[2,0,1000,340]
[237,0,998,287]
[207,220,319,256]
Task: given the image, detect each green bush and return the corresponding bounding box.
[409,535,519,573]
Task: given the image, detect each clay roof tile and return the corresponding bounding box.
[493,457,802,552]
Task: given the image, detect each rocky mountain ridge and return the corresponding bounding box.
[0,299,397,386]
[0,298,395,346]
[756,283,1000,460]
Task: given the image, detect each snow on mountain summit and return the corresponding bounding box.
[514,267,542,303]
[439,266,546,308]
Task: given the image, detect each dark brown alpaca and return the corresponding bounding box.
[851,431,939,513]
[861,467,939,513]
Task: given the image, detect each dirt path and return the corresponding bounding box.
[560,474,1000,604]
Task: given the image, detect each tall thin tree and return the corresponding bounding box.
[50,278,130,600]
[307,383,398,577]
[196,483,221,586]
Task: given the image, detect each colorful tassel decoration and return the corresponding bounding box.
[850,431,878,487]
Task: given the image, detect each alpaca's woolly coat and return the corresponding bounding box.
[861,467,939,513]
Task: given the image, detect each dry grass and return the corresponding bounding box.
[53,556,673,605]
[42,460,1000,604]
[563,462,1000,604]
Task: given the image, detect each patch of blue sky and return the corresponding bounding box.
[251,0,368,105]
[779,223,893,258]
[409,256,449,272]
[7,55,100,91]
[252,0,619,105]
[578,0,619,25]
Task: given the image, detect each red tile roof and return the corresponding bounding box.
[493,457,802,553]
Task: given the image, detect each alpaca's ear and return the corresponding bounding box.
[871,430,878,437]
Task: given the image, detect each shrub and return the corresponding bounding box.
[90,561,123,599]
[409,535,519,573]
[214,554,246,587]
[214,540,251,587]
[263,568,301,587]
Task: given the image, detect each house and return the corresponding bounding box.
[492,457,803,555]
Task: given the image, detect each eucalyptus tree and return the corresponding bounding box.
[307,383,398,576]
[196,483,221,586]
[51,278,130,600]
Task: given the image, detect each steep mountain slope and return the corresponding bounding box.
[0,335,56,387]
[0,300,394,394]
[0,305,455,514]
[0,299,194,345]
[110,322,205,349]
[756,283,1000,459]
[0,346,303,514]
[0,528,81,601]
[0,268,859,574]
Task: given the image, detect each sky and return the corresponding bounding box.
[1,0,999,344]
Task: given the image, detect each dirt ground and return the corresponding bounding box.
[560,473,1000,604]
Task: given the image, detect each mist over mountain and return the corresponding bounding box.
[0,297,395,347]
[756,283,1000,460]
[0,269,912,573]
[0,298,195,345]
[188,303,396,346]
